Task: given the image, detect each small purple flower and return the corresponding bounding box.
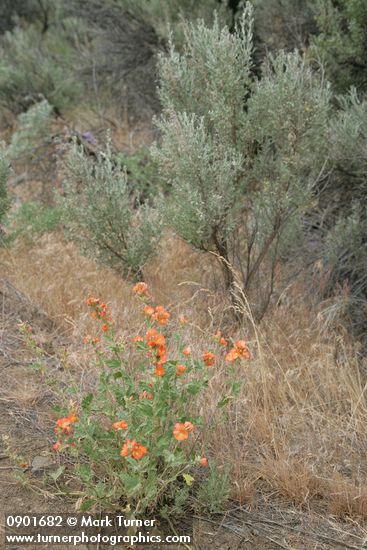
[82,131,96,145]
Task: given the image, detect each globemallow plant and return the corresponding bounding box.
[153,3,331,319]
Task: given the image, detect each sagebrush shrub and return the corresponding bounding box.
[0,22,82,115]
[252,0,317,53]
[62,141,161,280]
[153,4,331,319]
[5,201,63,245]
[0,144,11,231]
[310,0,367,93]
[317,91,367,340]
[8,99,53,161]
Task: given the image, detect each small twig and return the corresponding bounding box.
[0,466,28,471]
[230,511,366,550]
[193,515,290,549]
[165,515,192,550]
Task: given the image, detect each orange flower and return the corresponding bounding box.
[173,421,194,441]
[53,441,61,451]
[154,365,165,377]
[214,330,228,347]
[112,421,128,430]
[179,314,189,325]
[84,334,100,344]
[86,297,100,306]
[55,413,77,434]
[131,443,148,460]
[200,457,208,467]
[144,305,154,317]
[173,423,189,441]
[132,335,144,343]
[133,282,149,297]
[120,439,148,460]
[184,421,195,432]
[86,297,112,325]
[55,417,71,434]
[146,328,167,364]
[146,328,166,348]
[226,340,250,362]
[176,364,186,377]
[102,324,109,332]
[152,306,170,325]
[182,346,191,356]
[156,345,167,364]
[120,439,134,457]
[139,391,152,400]
[203,351,216,366]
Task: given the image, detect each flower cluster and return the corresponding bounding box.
[144,305,170,325]
[214,330,228,347]
[203,351,216,367]
[173,422,195,441]
[86,297,112,333]
[112,420,128,430]
[226,340,250,362]
[83,335,100,345]
[132,282,149,298]
[146,328,167,376]
[120,439,148,460]
[53,283,250,516]
[53,412,77,451]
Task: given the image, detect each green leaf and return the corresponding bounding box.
[49,466,65,482]
[186,381,203,395]
[79,499,95,512]
[138,402,154,417]
[120,473,142,496]
[82,393,93,411]
[230,382,242,396]
[75,464,93,483]
[183,473,195,486]
[218,396,232,408]
[106,358,122,369]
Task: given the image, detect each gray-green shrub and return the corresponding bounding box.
[8,99,53,161]
[5,201,63,245]
[0,22,83,115]
[318,91,367,339]
[153,5,331,319]
[0,145,11,234]
[61,140,161,280]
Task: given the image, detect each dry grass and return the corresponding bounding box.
[207,297,367,518]
[1,229,367,520]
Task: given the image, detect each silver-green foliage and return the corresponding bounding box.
[8,100,53,161]
[0,145,11,228]
[6,201,63,245]
[321,91,367,338]
[62,142,161,279]
[119,0,229,43]
[0,23,82,115]
[194,464,230,515]
[153,4,331,317]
